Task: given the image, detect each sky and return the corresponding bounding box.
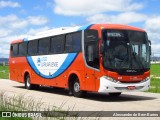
[0,0,160,58]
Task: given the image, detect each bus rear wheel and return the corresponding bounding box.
[109,92,121,97]
[72,78,86,98]
[25,75,39,90]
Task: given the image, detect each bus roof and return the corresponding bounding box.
[11,24,145,44]
[91,24,145,32]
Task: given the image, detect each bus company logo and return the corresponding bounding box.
[37,57,41,66]
[126,70,137,73]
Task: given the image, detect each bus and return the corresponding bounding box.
[9,24,151,97]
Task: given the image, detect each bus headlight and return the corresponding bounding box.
[141,77,150,83]
[104,76,117,83]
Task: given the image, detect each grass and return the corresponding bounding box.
[0,65,9,79]
[147,63,160,93]
[0,92,88,120]
[148,78,160,93]
[150,63,160,77]
[0,92,32,120]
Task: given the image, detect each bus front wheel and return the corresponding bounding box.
[72,78,86,97]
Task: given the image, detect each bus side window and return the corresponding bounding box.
[65,34,73,52]
[28,40,38,56]
[72,32,81,52]
[38,37,50,55]
[51,35,64,54]
[11,44,18,57]
[19,42,27,56]
[65,31,82,53]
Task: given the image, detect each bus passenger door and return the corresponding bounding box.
[84,68,96,91]
[84,29,99,91]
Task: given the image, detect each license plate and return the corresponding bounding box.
[127,86,136,90]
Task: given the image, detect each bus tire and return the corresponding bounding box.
[109,92,121,97]
[25,75,39,90]
[72,78,86,98]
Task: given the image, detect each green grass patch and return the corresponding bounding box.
[0,65,9,79]
[0,92,32,120]
[147,77,160,93]
[149,64,160,93]
[150,63,160,77]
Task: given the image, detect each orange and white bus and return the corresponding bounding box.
[9,24,151,97]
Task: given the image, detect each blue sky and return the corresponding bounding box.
[0,0,160,58]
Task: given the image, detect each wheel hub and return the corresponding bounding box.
[74,82,80,92]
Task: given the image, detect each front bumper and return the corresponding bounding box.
[98,76,150,93]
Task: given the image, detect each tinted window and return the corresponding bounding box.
[19,42,27,56]
[65,32,81,53]
[84,30,98,42]
[51,35,64,54]
[38,37,50,55]
[73,32,81,52]
[65,34,73,52]
[28,40,38,55]
[84,30,99,69]
[11,44,18,57]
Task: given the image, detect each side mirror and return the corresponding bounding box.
[100,43,104,54]
[148,40,151,55]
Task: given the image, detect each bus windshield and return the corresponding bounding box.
[102,30,150,75]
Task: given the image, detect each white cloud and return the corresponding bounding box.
[87,12,147,24]
[10,20,28,29]
[54,0,144,16]
[151,44,160,56]
[27,26,50,35]
[0,0,20,8]
[145,16,160,33]
[0,14,18,24]
[144,16,160,56]
[114,12,147,24]
[28,16,48,25]
[0,14,49,58]
[144,16,160,43]
[0,28,12,37]
[0,14,48,37]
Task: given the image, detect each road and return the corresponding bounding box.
[0,79,160,119]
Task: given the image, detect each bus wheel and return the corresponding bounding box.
[72,78,86,97]
[109,92,121,97]
[25,75,39,90]
[25,75,32,90]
